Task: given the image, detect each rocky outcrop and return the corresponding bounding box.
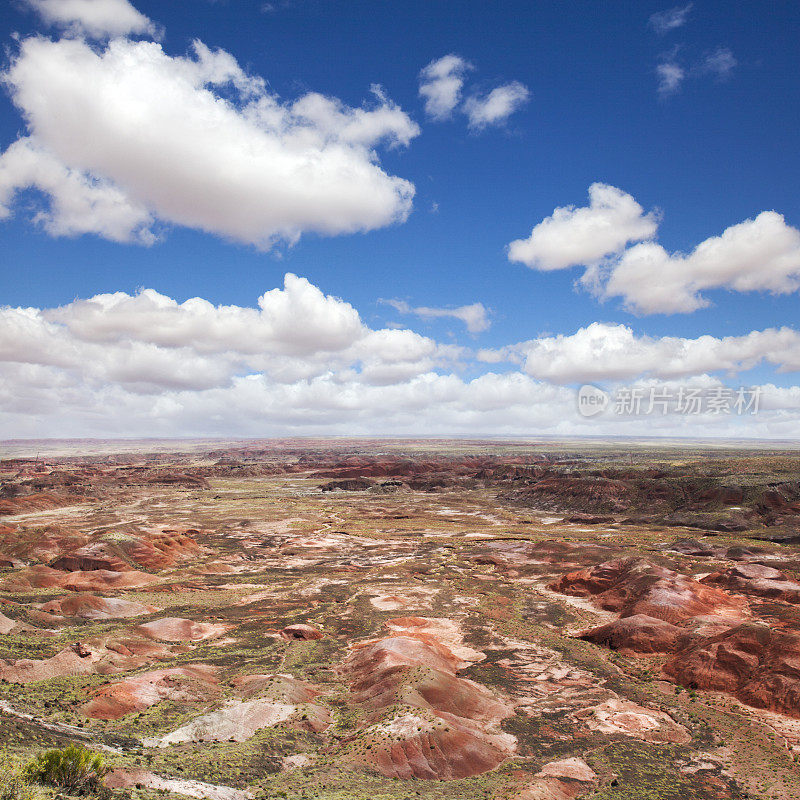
[700,563,800,603]
[134,617,231,642]
[663,623,800,717]
[0,636,173,683]
[81,665,221,719]
[550,557,745,623]
[280,624,323,640]
[340,617,515,780]
[578,614,684,655]
[320,479,375,492]
[40,594,160,620]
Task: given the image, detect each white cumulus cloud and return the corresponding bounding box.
[510,186,800,314]
[598,211,800,314]
[0,36,419,247]
[2,275,800,438]
[507,183,659,271]
[489,322,800,383]
[463,82,530,129]
[418,54,473,121]
[22,0,159,39]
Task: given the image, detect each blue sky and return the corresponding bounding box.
[0,0,799,437]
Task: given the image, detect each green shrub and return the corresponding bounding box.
[0,763,36,800]
[23,745,107,794]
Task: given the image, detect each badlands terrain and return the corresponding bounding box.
[1,438,800,800]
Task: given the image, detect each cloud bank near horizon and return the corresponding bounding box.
[1,274,799,439]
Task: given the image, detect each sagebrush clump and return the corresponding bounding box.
[23,745,106,794]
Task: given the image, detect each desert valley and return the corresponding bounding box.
[0,439,799,800]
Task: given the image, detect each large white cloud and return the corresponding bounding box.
[0,36,419,247]
[598,211,800,314]
[508,183,659,271]
[479,322,800,383]
[23,0,158,39]
[0,274,455,394]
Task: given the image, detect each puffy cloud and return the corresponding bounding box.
[486,322,800,383]
[656,61,685,96]
[383,299,491,333]
[648,4,693,35]
[418,54,472,121]
[0,36,418,247]
[418,55,528,129]
[510,186,800,314]
[2,275,800,438]
[22,0,158,39]
[507,183,658,271]
[463,82,530,129]
[0,138,155,243]
[0,274,455,393]
[598,211,800,314]
[654,47,736,97]
[46,274,364,356]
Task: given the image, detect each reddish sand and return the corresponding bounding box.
[511,757,599,800]
[0,492,86,516]
[50,530,200,573]
[0,566,158,592]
